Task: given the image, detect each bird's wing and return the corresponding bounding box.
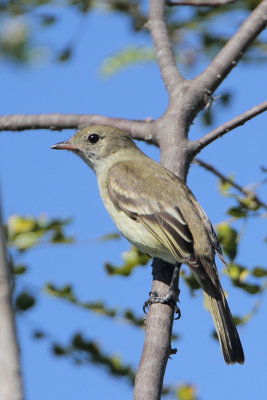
[106,160,199,265]
[184,187,228,270]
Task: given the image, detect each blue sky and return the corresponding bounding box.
[0,5,266,400]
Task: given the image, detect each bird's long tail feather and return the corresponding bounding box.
[204,289,244,364]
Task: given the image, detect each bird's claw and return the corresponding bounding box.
[143,290,181,319]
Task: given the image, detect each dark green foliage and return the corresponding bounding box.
[13,264,27,275]
[45,282,145,327]
[0,0,265,70]
[57,47,72,62]
[33,330,45,339]
[53,344,67,356]
[181,271,201,295]
[227,263,262,295]
[52,333,136,384]
[252,267,267,278]
[68,0,92,13]
[15,291,35,311]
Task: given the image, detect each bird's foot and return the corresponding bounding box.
[143,290,181,319]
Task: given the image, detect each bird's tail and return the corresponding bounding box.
[203,288,245,364]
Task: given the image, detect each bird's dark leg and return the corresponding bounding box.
[143,262,181,319]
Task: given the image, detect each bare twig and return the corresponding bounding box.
[191,100,267,153]
[0,198,24,400]
[148,0,185,95]
[194,158,267,210]
[167,0,238,6]
[0,114,158,143]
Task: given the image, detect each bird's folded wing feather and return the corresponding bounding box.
[182,184,228,269]
[107,160,199,265]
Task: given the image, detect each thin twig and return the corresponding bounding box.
[191,0,267,112]
[194,158,267,210]
[0,114,158,144]
[167,0,238,6]
[148,0,185,95]
[191,100,267,153]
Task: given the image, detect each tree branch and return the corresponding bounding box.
[191,100,267,153]
[134,260,176,400]
[0,114,158,143]
[194,158,267,210]
[167,0,238,6]
[193,0,267,104]
[0,198,24,400]
[148,0,185,96]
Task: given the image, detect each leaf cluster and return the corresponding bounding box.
[52,332,136,384]
[1,0,266,69]
[6,214,73,251]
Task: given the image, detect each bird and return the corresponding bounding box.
[51,124,244,365]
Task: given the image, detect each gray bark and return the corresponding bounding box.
[0,201,24,400]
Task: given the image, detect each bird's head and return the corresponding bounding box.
[51,125,138,172]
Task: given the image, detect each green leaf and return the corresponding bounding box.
[39,15,56,26]
[228,263,249,281]
[52,344,67,356]
[33,330,45,339]
[238,197,260,211]
[227,206,248,218]
[177,384,197,400]
[69,333,136,383]
[233,282,261,295]
[69,0,92,13]
[45,283,76,302]
[100,46,156,77]
[218,174,235,195]
[227,263,263,295]
[57,47,72,62]
[96,232,121,242]
[44,283,146,327]
[220,92,231,105]
[13,264,27,275]
[181,271,201,295]
[252,267,267,278]
[233,315,243,326]
[123,310,144,327]
[105,247,150,276]
[217,223,238,261]
[7,214,73,250]
[15,292,35,311]
[201,108,213,126]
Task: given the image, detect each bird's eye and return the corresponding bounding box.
[88,133,100,144]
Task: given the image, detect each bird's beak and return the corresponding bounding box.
[51,140,78,151]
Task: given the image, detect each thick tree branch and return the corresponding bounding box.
[195,158,267,210]
[0,199,24,400]
[191,100,267,153]
[167,0,237,6]
[148,0,185,96]
[192,0,267,109]
[0,114,158,143]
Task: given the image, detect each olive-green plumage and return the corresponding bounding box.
[52,125,244,364]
